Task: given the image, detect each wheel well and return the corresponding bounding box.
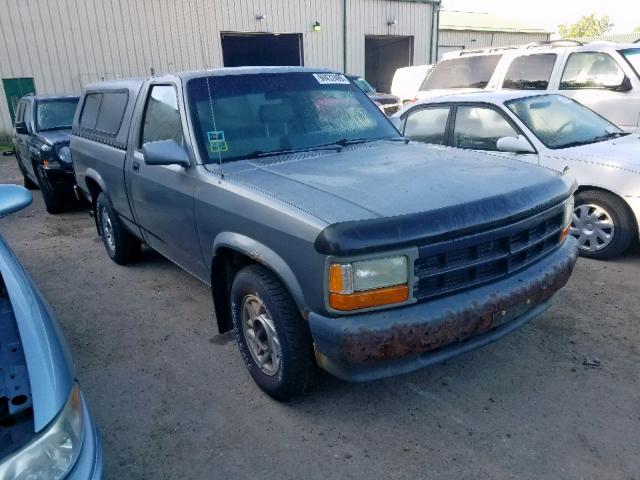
[575,185,639,231]
[210,248,255,334]
[85,178,102,234]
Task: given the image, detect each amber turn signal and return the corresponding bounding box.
[329,285,409,311]
[560,225,570,241]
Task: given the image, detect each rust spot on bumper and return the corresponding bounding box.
[340,246,577,364]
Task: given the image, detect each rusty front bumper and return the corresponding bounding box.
[309,237,578,382]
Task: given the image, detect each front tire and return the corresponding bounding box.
[34,167,63,214]
[230,265,317,401]
[570,190,635,260]
[96,192,141,265]
[15,156,38,190]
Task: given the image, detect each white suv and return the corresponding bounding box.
[418,42,640,132]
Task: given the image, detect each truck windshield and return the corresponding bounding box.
[506,94,627,149]
[620,48,640,78]
[35,98,79,131]
[421,55,502,90]
[187,72,398,163]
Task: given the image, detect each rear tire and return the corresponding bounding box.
[571,190,635,260]
[230,264,317,401]
[96,192,141,265]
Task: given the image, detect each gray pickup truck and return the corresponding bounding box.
[70,67,578,400]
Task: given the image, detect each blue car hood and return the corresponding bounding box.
[0,188,73,432]
[35,128,72,147]
[219,141,573,225]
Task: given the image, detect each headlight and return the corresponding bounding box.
[561,195,575,241]
[0,384,85,480]
[56,146,72,164]
[329,255,409,311]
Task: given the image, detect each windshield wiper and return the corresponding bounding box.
[38,126,72,132]
[242,144,343,160]
[556,131,630,149]
[334,136,409,146]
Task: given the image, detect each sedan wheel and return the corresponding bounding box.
[570,203,615,252]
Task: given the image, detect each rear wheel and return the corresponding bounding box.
[230,265,317,401]
[570,190,635,260]
[96,192,141,265]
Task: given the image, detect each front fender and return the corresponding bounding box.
[84,168,109,197]
[212,232,307,314]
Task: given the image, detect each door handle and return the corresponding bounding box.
[132,161,140,172]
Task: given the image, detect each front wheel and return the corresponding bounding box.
[16,156,38,190]
[230,265,317,401]
[96,192,141,265]
[570,190,635,260]
[34,167,63,214]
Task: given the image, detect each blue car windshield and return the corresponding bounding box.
[35,99,78,131]
[187,72,398,163]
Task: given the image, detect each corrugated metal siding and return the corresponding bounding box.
[439,30,550,54]
[0,0,434,133]
[346,0,434,75]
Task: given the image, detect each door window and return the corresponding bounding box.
[23,101,32,129]
[453,106,519,151]
[141,85,184,146]
[560,52,625,90]
[421,55,502,90]
[503,54,557,90]
[403,107,450,144]
[79,93,102,129]
[14,102,24,123]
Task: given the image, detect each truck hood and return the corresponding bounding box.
[368,92,400,105]
[219,141,574,233]
[554,134,640,174]
[34,128,72,147]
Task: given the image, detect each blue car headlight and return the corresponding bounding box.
[0,383,85,480]
[56,145,72,165]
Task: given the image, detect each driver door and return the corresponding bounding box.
[127,83,208,281]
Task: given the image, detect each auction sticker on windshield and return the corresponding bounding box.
[313,73,350,85]
[207,131,228,153]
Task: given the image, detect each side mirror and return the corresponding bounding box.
[603,75,632,92]
[496,135,535,154]
[142,139,190,167]
[388,116,403,133]
[15,121,28,135]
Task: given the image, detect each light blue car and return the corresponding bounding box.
[0,185,103,479]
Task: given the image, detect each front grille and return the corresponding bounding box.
[413,205,564,301]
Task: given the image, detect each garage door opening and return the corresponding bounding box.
[365,36,413,93]
[221,32,303,67]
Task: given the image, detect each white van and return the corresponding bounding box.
[417,42,640,132]
[391,65,433,104]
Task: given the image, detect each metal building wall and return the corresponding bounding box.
[0,0,435,133]
[346,0,435,76]
[439,29,550,56]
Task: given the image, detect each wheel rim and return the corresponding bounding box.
[100,205,116,253]
[241,294,282,376]
[570,203,615,252]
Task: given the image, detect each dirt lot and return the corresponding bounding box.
[1,155,639,479]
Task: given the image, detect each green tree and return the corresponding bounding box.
[558,14,613,39]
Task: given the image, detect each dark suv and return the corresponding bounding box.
[12,94,79,213]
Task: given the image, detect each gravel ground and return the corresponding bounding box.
[1,155,639,479]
